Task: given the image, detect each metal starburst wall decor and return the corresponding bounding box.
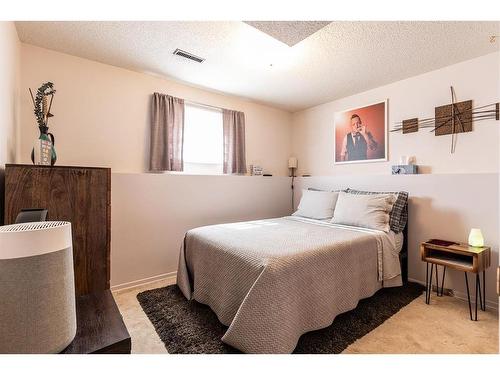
[391,86,499,153]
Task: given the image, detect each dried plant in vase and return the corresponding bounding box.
[29,82,57,165]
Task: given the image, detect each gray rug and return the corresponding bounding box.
[137,282,424,354]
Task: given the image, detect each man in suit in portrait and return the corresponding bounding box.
[340,114,378,161]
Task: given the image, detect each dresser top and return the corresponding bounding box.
[6,164,110,171]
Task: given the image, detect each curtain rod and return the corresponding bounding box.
[185,100,224,112]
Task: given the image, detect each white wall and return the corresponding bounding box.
[295,174,498,308]
[0,22,20,168]
[291,53,500,176]
[18,43,295,289]
[111,173,292,287]
[291,52,499,308]
[20,44,292,176]
[0,22,20,223]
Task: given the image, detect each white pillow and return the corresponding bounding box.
[293,190,339,220]
[331,192,396,232]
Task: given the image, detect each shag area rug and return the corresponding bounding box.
[137,282,424,354]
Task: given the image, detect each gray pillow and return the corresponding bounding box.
[346,189,408,233]
[331,192,397,232]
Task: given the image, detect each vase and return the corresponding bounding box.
[31,126,57,166]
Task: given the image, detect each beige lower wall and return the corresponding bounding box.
[294,174,499,308]
[0,22,20,223]
[111,171,499,308]
[19,43,292,176]
[110,173,292,287]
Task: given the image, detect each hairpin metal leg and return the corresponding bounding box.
[477,272,483,311]
[475,274,479,321]
[464,272,473,320]
[427,264,434,304]
[435,265,439,296]
[482,271,486,311]
[439,266,446,297]
[425,262,429,304]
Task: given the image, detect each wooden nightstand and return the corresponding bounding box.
[420,239,491,321]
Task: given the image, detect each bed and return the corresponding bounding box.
[176,204,408,353]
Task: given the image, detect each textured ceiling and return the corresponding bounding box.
[15,21,499,112]
[244,21,331,46]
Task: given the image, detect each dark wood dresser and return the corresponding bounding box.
[5,164,111,296]
[4,164,131,354]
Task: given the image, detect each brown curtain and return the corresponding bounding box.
[149,93,184,171]
[223,109,247,174]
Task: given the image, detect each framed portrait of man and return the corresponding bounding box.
[334,100,388,164]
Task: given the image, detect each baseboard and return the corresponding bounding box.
[408,277,499,311]
[111,271,177,292]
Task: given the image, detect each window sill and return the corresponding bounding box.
[148,171,276,177]
[164,170,225,176]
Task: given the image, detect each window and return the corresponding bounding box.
[183,103,224,174]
